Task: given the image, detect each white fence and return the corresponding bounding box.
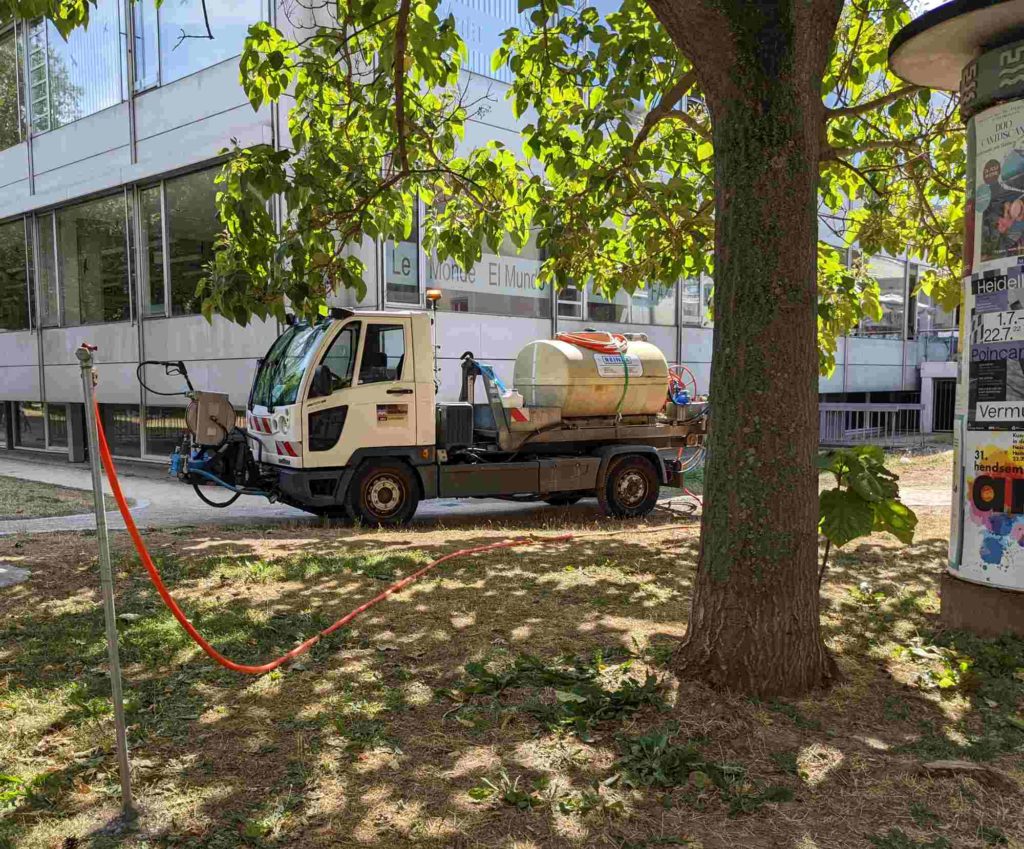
[819,402,924,447]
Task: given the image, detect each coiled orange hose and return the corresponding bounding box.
[94,401,573,675]
[554,331,629,355]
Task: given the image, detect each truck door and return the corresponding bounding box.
[303,317,418,468]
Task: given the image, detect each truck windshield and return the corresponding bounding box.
[251,323,330,409]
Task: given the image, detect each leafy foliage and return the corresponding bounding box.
[0,0,97,38]
[453,651,662,739]
[615,725,795,816]
[818,445,917,550]
[179,0,960,372]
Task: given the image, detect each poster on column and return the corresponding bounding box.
[967,263,1024,428]
[974,99,1024,263]
[959,428,1024,589]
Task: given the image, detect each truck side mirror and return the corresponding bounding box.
[309,364,333,399]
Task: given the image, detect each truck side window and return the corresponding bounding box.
[359,324,405,384]
[319,322,361,393]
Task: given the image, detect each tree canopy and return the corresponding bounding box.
[194,0,962,376]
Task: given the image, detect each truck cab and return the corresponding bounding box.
[244,310,437,521]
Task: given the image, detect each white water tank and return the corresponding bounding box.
[513,338,668,417]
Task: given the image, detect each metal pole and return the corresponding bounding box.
[76,344,137,823]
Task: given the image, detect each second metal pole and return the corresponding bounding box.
[77,344,137,822]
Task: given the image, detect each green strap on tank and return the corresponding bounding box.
[615,350,629,419]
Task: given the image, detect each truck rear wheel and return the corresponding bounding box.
[347,461,420,526]
[598,455,660,518]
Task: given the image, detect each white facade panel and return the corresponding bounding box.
[0,331,39,401]
[0,145,29,208]
[28,105,131,210]
[133,105,270,183]
[42,324,138,367]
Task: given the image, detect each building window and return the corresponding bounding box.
[143,405,186,456]
[141,167,221,318]
[0,219,29,331]
[858,255,906,339]
[132,0,263,88]
[35,212,59,327]
[630,281,676,326]
[0,402,7,447]
[0,24,25,150]
[139,184,165,316]
[100,404,141,457]
[557,284,582,319]
[587,284,629,324]
[46,403,67,448]
[680,279,701,325]
[27,2,125,134]
[15,401,45,449]
[447,0,525,82]
[57,193,130,325]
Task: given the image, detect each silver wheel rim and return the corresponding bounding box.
[367,475,404,515]
[616,469,648,508]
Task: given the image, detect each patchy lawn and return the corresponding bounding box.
[0,483,1021,847]
[0,475,116,521]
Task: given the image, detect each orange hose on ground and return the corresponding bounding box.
[93,401,573,675]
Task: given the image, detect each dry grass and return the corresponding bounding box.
[0,490,1021,848]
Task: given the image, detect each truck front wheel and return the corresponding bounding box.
[598,455,660,518]
[347,461,420,526]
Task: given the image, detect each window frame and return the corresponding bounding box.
[356,322,406,386]
[316,320,363,396]
[0,20,26,148]
[52,190,134,327]
[0,215,32,333]
[137,180,171,319]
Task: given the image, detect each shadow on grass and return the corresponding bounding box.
[0,518,1020,849]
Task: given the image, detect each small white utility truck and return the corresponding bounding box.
[167,308,707,525]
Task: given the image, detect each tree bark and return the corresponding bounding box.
[646,0,842,697]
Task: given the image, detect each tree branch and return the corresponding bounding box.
[827,85,924,120]
[393,0,412,173]
[631,71,700,151]
[822,138,918,160]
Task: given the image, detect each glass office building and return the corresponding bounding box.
[0,1,956,459]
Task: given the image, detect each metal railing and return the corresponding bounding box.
[819,402,925,447]
[915,328,958,363]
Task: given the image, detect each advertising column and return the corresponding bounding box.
[955,45,1024,594]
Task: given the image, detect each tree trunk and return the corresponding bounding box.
[648,1,842,697]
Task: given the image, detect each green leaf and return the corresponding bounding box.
[872,498,918,545]
[819,488,875,548]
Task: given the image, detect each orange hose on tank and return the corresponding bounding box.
[555,331,629,355]
[93,401,573,675]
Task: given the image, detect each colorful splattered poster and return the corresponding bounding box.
[959,428,1024,588]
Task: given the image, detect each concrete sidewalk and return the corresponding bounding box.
[0,454,949,537]
[0,455,592,535]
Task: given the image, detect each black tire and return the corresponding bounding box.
[597,455,660,518]
[346,460,420,526]
[544,493,584,506]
